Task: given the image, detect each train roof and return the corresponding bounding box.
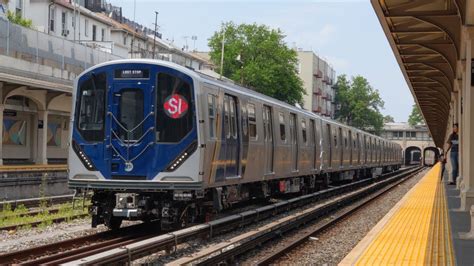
[76,59,398,146]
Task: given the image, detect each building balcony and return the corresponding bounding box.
[314,69,323,78]
[313,106,321,113]
[313,87,322,95]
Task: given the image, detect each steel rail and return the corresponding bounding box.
[63,167,420,265]
[0,222,160,265]
[169,166,425,265]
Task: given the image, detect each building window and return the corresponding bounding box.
[15,0,22,16]
[279,112,286,141]
[207,94,217,139]
[84,19,89,37]
[61,12,67,37]
[248,103,257,139]
[123,35,127,45]
[301,119,307,144]
[92,25,97,41]
[101,28,105,41]
[49,7,55,32]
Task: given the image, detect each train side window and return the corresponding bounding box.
[279,112,286,141]
[207,94,217,139]
[301,119,307,144]
[224,96,230,138]
[156,73,193,143]
[229,97,237,139]
[248,103,257,139]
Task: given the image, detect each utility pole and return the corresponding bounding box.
[191,35,197,51]
[219,26,225,79]
[152,11,158,59]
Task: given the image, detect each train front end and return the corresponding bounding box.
[68,60,202,229]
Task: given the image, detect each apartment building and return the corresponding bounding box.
[297,51,336,118]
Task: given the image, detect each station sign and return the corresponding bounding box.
[114,69,149,79]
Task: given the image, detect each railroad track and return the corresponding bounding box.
[53,167,421,265]
[0,213,90,231]
[169,166,426,265]
[0,222,161,265]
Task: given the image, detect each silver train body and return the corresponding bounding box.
[68,59,402,229]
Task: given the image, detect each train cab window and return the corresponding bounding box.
[207,94,217,139]
[119,90,144,140]
[301,119,307,144]
[248,103,257,139]
[279,112,286,141]
[76,72,106,142]
[156,73,193,143]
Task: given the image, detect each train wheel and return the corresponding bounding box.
[105,216,123,230]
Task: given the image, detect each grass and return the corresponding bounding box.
[0,199,91,230]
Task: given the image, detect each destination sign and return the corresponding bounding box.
[114,69,149,79]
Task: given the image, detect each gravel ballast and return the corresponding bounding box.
[248,168,428,265]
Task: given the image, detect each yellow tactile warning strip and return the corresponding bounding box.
[340,163,454,265]
[0,164,67,172]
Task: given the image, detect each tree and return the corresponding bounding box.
[408,104,424,126]
[383,115,395,123]
[334,75,385,134]
[208,22,305,105]
[6,10,33,28]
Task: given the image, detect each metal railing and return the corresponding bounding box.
[0,16,123,81]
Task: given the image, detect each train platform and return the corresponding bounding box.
[341,163,474,265]
[0,164,67,173]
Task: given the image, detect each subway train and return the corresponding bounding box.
[68,59,403,229]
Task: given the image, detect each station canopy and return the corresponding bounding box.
[372,0,464,147]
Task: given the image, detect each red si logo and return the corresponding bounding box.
[164,94,189,119]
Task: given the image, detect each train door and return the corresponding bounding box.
[327,123,332,168]
[223,94,240,178]
[289,113,298,171]
[263,105,274,174]
[348,130,353,166]
[339,127,343,167]
[310,119,316,170]
[314,119,321,170]
[108,81,153,176]
[357,133,361,164]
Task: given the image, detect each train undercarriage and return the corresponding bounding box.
[88,166,399,230]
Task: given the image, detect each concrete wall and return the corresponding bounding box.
[0,172,70,201]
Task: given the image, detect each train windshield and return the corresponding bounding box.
[76,72,106,141]
[156,73,193,143]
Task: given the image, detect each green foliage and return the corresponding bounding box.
[334,75,385,135]
[408,103,424,126]
[208,22,305,105]
[6,10,33,28]
[383,115,395,123]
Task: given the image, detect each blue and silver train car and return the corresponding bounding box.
[69,59,402,229]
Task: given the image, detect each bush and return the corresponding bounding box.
[6,10,33,28]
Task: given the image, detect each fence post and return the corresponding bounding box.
[6,20,9,56]
[36,30,39,63]
[84,45,87,70]
[62,38,65,73]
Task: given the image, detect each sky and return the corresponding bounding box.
[109,0,415,122]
